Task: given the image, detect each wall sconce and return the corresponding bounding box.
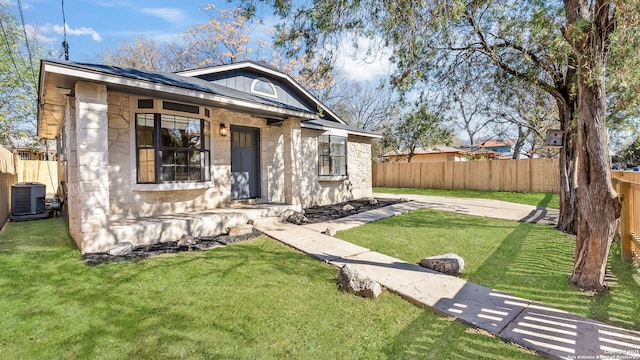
[219,123,227,137]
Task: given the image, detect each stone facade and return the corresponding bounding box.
[298,130,373,207]
[60,87,374,253]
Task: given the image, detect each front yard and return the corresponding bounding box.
[3,188,636,358]
[0,218,539,359]
[337,208,640,332]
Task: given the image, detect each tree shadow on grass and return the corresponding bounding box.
[536,193,554,208]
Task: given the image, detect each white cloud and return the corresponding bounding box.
[140,8,187,26]
[40,23,102,42]
[24,24,56,44]
[333,35,394,82]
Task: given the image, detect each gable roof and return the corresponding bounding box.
[478,140,515,148]
[177,61,346,125]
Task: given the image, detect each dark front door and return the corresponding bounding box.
[231,126,260,200]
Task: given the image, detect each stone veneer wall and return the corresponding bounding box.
[298,129,373,208]
[72,82,114,253]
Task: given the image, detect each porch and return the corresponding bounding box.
[108,203,300,247]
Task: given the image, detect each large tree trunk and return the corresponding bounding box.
[556,98,578,235]
[565,0,621,292]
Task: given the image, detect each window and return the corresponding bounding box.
[17,151,31,160]
[251,77,277,98]
[135,114,210,183]
[318,135,347,176]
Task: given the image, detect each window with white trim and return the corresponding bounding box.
[318,135,347,176]
[135,113,210,183]
[251,77,277,98]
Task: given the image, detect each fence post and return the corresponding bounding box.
[619,181,633,261]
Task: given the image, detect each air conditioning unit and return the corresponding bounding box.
[10,182,49,221]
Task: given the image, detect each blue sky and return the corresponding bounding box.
[10,0,393,81]
[11,0,224,61]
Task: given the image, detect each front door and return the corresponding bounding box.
[231,126,260,200]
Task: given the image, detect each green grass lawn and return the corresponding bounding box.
[374,187,560,209]
[337,209,640,332]
[0,218,540,359]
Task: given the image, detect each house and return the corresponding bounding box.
[478,140,515,158]
[383,146,471,163]
[37,60,379,253]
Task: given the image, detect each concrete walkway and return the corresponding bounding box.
[257,196,640,360]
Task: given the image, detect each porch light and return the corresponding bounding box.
[219,123,227,137]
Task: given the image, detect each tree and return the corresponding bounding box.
[241,0,640,291]
[0,2,40,149]
[327,80,397,131]
[181,4,270,67]
[488,81,559,159]
[99,37,194,72]
[562,0,624,291]
[387,100,452,163]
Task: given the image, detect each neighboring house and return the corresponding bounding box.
[478,140,515,158]
[11,147,56,161]
[383,146,470,163]
[4,134,57,160]
[37,60,379,253]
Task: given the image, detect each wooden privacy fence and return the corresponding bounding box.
[17,160,58,195]
[0,146,18,226]
[373,158,560,193]
[612,171,640,263]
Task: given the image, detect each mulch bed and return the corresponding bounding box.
[295,198,406,224]
[83,197,406,265]
[82,228,263,266]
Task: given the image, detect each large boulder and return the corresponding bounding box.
[337,264,382,298]
[177,234,196,246]
[286,212,308,225]
[107,241,134,256]
[324,226,337,236]
[226,224,254,236]
[419,253,465,276]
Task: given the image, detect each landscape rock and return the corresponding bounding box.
[226,224,254,236]
[419,253,465,276]
[325,226,336,236]
[368,198,378,205]
[107,241,134,256]
[337,264,382,298]
[342,204,355,211]
[286,212,308,224]
[177,234,196,246]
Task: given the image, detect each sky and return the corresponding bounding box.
[9,0,393,81]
